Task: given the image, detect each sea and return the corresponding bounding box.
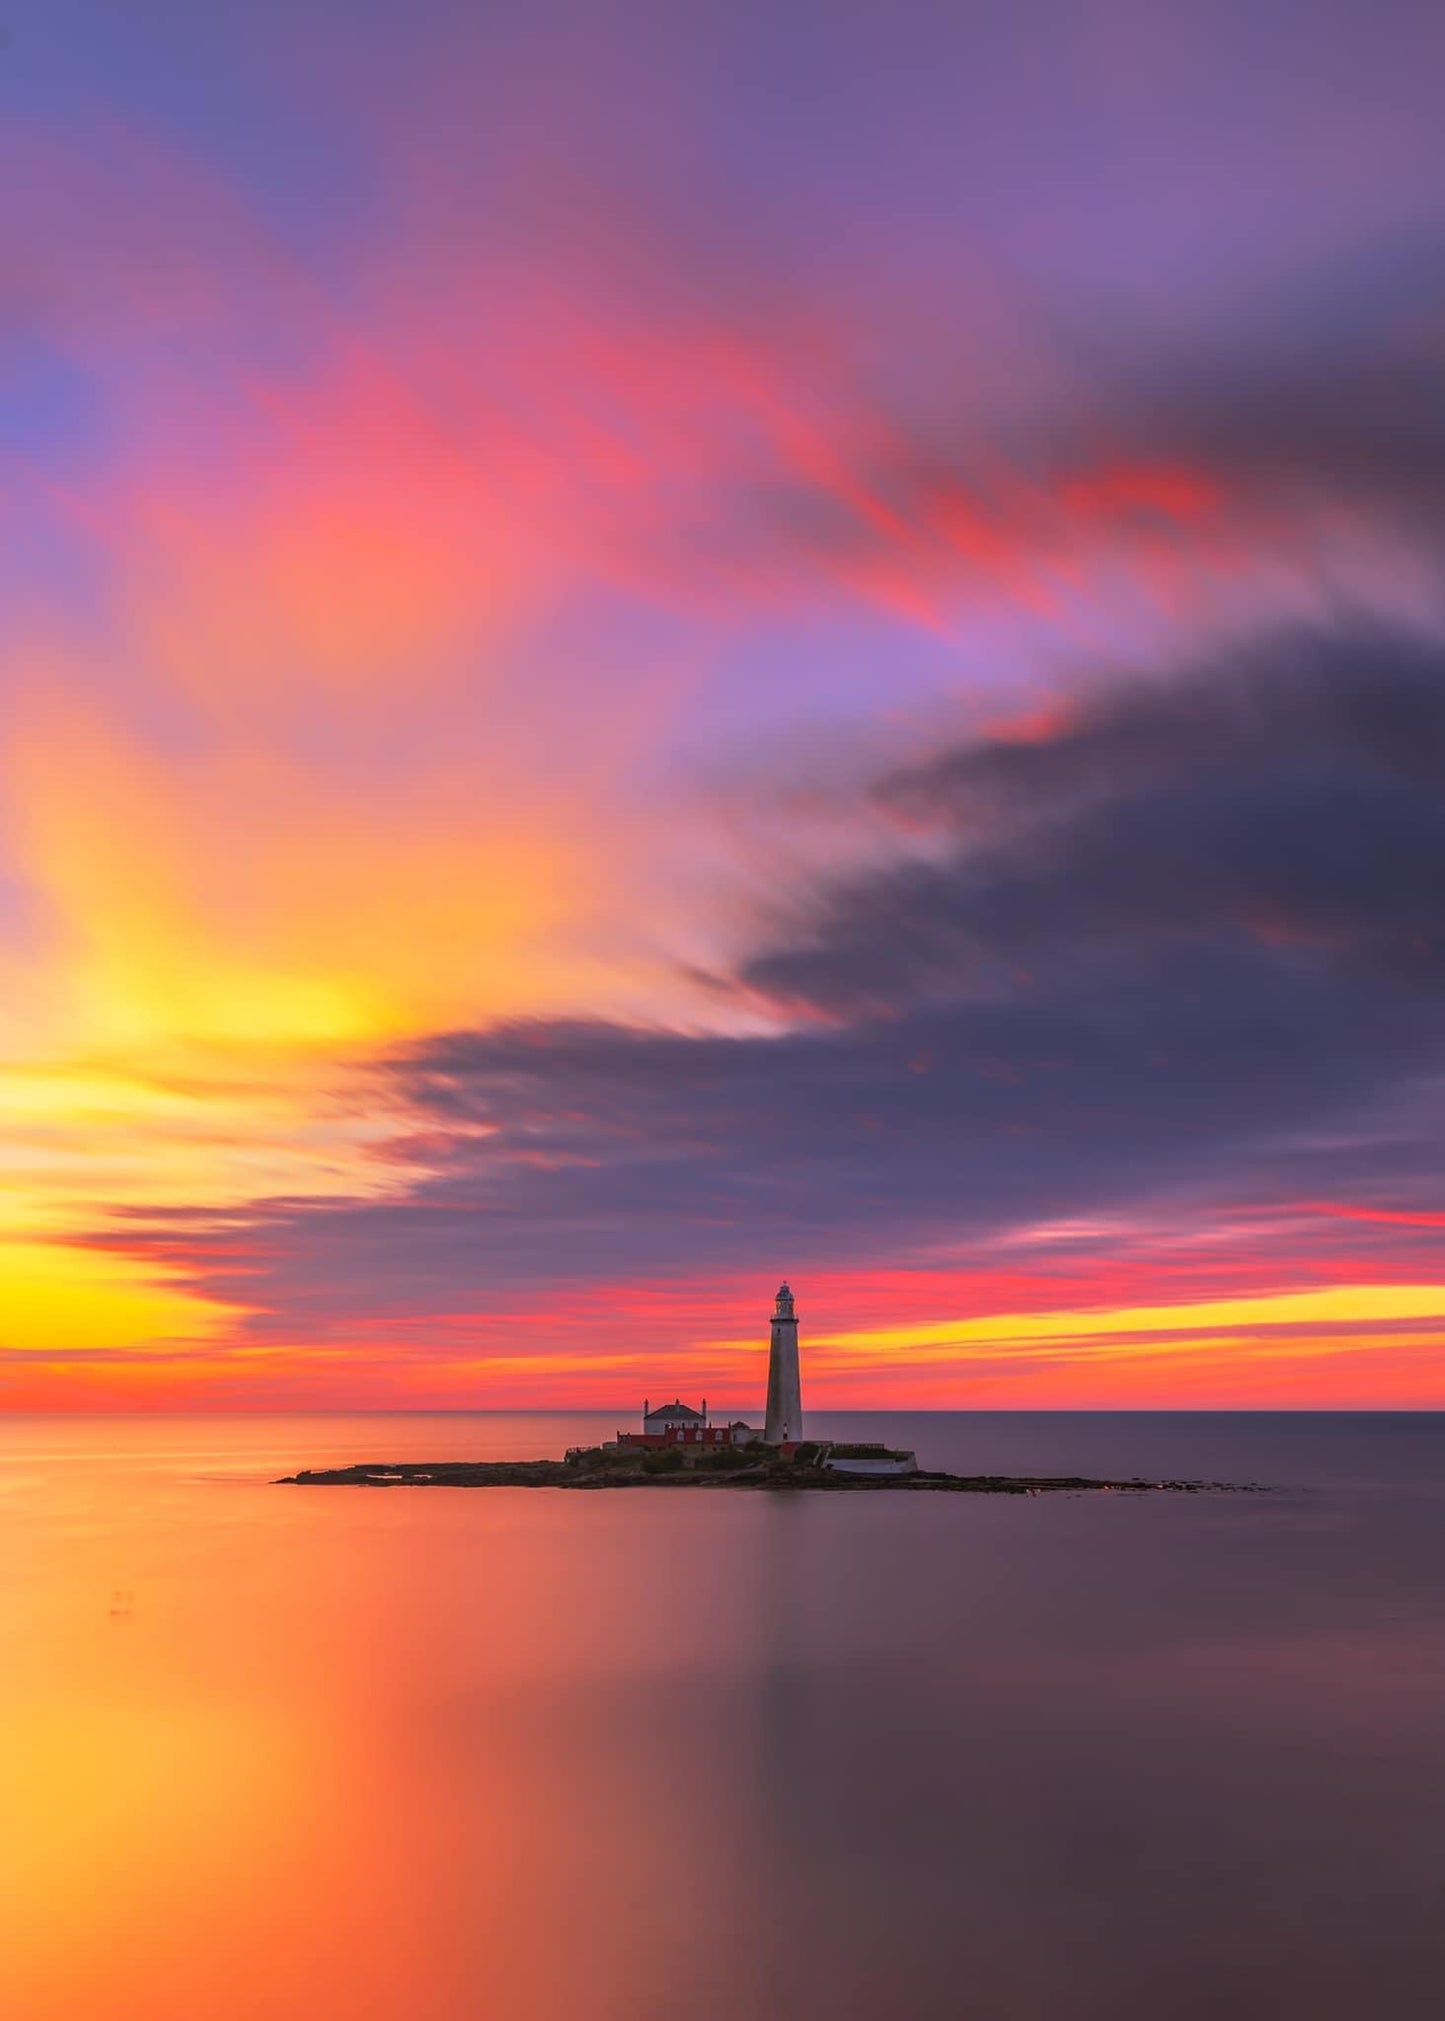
[4,1410,1445,2021]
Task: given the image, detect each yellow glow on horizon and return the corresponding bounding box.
[0,1241,246,1352]
[709,1283,1445,1366]
[0,671,679,1363]
[0,1051,417,1232]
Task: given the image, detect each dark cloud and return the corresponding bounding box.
[750,623,1445,1014]
[149,619,1445,1331]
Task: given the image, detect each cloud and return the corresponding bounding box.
[9,60,1445,1403]
[749,621,1445,1014]
[115,618,1445,1352]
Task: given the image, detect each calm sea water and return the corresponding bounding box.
[4,1411,1445,2020]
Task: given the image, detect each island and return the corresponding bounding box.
[280,1289,1255,1495]
[277,1441,1239,1493]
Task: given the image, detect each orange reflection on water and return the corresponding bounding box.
[9,1414,1445,2021]
[0,1416,762,2021]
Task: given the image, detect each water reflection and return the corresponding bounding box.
[4,1414,1445,2019]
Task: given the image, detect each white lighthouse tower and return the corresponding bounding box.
[763,1281,803,1446]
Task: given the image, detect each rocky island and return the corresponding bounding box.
[278,1441,1238,1493]
[281,1289,1253,1495]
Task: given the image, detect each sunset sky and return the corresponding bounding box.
[5,0,1445,1407]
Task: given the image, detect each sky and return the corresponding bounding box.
[5,0,1445,1409]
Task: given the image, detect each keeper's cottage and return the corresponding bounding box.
[615,1283,804,1453]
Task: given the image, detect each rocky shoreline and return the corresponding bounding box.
[277,1455,1248,1494]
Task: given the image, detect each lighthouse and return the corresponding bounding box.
[763,1281,803,1446]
